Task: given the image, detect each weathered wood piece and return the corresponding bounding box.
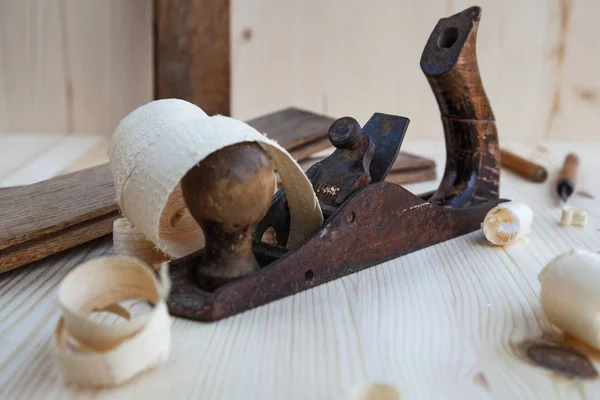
[249,108,335,160]
[0,165,117,273]
[154,0,230,116]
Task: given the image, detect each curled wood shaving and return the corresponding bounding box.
[539,250,600,350]
[107,99,322,258]
[482,202,533,245]
[54,257,171,387]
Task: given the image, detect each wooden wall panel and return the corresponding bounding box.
[0,0,153,135]
[547,0,600,139]
[231,0,599,141]
[1,0,597,141]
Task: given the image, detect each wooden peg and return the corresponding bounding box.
[500,149,548,182]
[180,143,275,291]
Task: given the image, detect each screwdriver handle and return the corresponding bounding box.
[559,153,579,184]
[557,153,579,202]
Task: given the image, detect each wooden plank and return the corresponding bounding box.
[248,108,334,161]
[155,0,230,116]
[392,151,436,172]
[0,0,153,135]
[386,166,436,185]
[1,141,599,399]
[0,213,117,272]
[247,108,333,150]
[0,164,117,272]
[546,0,600,139]
[288,137,332,161]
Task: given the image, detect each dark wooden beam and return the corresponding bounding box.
[154,0,230,116]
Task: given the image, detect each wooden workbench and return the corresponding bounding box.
[1,135,599,399]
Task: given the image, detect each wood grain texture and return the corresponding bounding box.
[0,164,117,272]
[0,165,114,250]
[0,212,116,272]
[1,140,599,399]
[2,1,597,141]
[0,0,153,135]
[385,167,437,185]
[247,108,334,161]
[231,0,600,140]
[288,136,332,162]
[248,108,332,149]
[155,0,230,116]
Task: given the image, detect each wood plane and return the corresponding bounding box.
[166,6,507,322]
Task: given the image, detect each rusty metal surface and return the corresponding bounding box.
[168,182,503,321]
[167,5,505,322]
[167,241,286,320]
[526,343,598,379]
[361,113,409,183]
[305,117,374,216]
[255,113,405,245]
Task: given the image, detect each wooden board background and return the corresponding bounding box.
[231,0,600,140]
[0,0,598,140]
[0,0,153,134]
